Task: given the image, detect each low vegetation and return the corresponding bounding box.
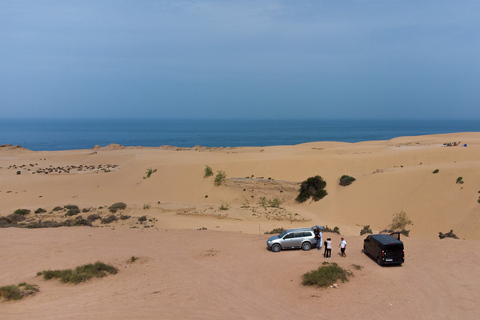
[381,210,413,237]
[0,283,39,301]
[456,176,464,184]
[324,225,340,235]
[339,175,356,186]
[204,165,213,178]
[38,262,118,284]
[108,202,127,213]
[302,262,352,288]
[439,230,459,239]
[214,171,226,186]
[265,227,286,234]
[432,169,439,174]
[13,209,31,215]
[259,197,282,209]
[144,168,157,179]
[360,225,373,235]
[296,175,328,203]
[219,203,229,210]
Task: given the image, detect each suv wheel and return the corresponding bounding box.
[272,244,281,252]
[301,242,312,251]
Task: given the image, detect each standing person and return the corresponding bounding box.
[325,238,332,258]
[339,237,347,257]
[317,230,323,251]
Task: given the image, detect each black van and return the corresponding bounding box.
[363,233,404,266]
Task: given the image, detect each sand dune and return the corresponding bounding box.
[1,133,480,318]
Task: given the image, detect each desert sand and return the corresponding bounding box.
[1,133,480,319]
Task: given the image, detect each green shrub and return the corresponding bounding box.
[219,203,229,210]
[39,262,117,284]
[339,175,356,186]
[432,169,439,174]
[138,215,147,222]
[456,177,464,184]
[108,202,127,213]
[302,262,352,288]
[87,214,101,223]
[13,209,31,215]
[65,207,80,216]
[119,215,131,220]
[439,230,459,239]
[0,285,22,300]
[52,206,64,212]
[214,171,226,186]
[360,225,373,235]
[101,215,118,224]
[296,176,327,203]
[35,208,47,214]
[389,210,413,231]
[64,205,79,211]
[204,165,213,178]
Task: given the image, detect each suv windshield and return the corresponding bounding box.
[278,231,288,238]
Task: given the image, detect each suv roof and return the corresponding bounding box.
[285,228,313,232]
[368,234,403,245]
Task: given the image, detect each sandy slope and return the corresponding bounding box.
[1,227,479,319]
[1,133,480,318]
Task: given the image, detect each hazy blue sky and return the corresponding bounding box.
[1,0,480,120]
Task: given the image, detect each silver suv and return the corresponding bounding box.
[266,227,320,252]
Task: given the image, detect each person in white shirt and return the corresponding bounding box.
[325,238,332,258]
[339,238,347,257]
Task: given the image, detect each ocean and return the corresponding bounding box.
[1,119,479,151]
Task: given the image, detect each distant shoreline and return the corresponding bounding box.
[1,118,479,151]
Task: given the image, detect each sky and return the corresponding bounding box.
[1,0,480,120]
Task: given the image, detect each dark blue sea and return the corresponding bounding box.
[1,119,479,151]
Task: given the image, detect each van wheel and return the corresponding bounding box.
[272,244,281,252]
[377,256,383,266]
[301,242,312,251]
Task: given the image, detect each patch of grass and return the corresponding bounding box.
[13,209,31,215]
[214,171,226,186]
[302,262,352,288]
[129,256,138,263]
[339,175,356,186]
[265,227,285,234]
[296,176,327,203]
[143,168,157,179]
[108,202,127,213]
[360,225,373,236]
[219,203,229,210]
[204,165,213,178]
[0,283,39,301]
[351,264,363,270]
[39,262,118,284]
